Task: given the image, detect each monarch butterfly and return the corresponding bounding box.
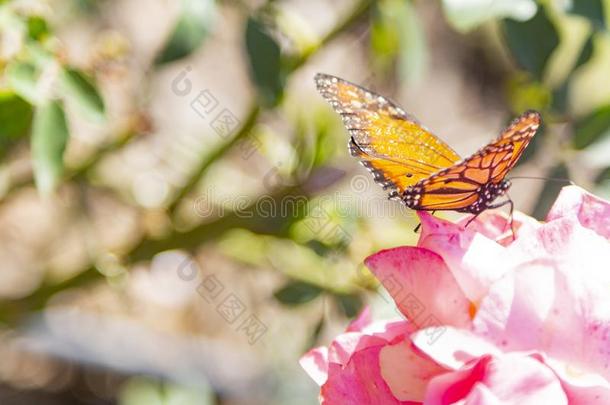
[315,73,540,231]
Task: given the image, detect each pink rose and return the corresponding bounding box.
[301,186,610,404]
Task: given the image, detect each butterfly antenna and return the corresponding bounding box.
[508,176,574,185]
[506,197,515,241]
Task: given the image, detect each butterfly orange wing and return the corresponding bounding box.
[315,73,461,195]
[408,111,541,211]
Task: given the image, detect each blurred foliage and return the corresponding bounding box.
[442,0,537,32]
[1,0,610,402]
[0,91,32,155]
[504,6,559,81]
[59,67,105,122]
[274,281,323,306]
[573,104,610,149]
[155,0,216,65]
[570,0,607,30]
[531,162,571,219]
[119,377,214,405]
[245,16,285,106]
[0,3,106,192]
[371,0,427,83]
[594,165,610,198]
[31,99,69,194]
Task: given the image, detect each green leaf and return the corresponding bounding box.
[504,6,560,80]
[0,91,33,141]
[59,67,106,122]
[27,16,49,40]
[155,0,215,65]
[245,17,284,107]
[442,0,537,32]
[306,239,333,257]
[273,280,322,306]
[0,92,33,158]
[7,62,40,104]
[335,293,363,318]
[568,0,606,31]
[31,100,70,194]
[573,104,610,149]
[531,163,570,220]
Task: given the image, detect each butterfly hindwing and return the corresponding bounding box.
[404,111,540,212]
[315,73,461,194]
[488,110,540,180]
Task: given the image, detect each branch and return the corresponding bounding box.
[166,0,372,213]
[0,182,316,325]
[2,125,137,200]
[0,0,373,322]
[167,105,260,213]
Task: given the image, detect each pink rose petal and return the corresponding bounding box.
[365,247,472,329]
[411,327,501,370]
[424,354,493,404]
[534,354,610,405]
[547,185,610,240]
[321,345,418,404]
[379,340,447,402]
[456,210,538,246]
[425,354,568,405]
[327,320,413,369]
[463,383,502,405]
[303,185,610,405]
[300,347,329,386]
[473,221,610,380]
[417,212,511,303]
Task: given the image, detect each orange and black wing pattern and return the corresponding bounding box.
[314,73,461,197]
[315,73,540,215]
[486,110,540,180]
[403,111,541,212]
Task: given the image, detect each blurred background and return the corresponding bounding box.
[0,0,609,403]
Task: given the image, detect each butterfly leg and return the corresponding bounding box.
[463,198,514,231]
[485,198,515,240]
[464,212,482,228]
[413,211,435,233]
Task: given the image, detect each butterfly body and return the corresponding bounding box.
[315,73,540,223]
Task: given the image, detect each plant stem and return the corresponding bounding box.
[1,0,374,322]
[167,105,260,214]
